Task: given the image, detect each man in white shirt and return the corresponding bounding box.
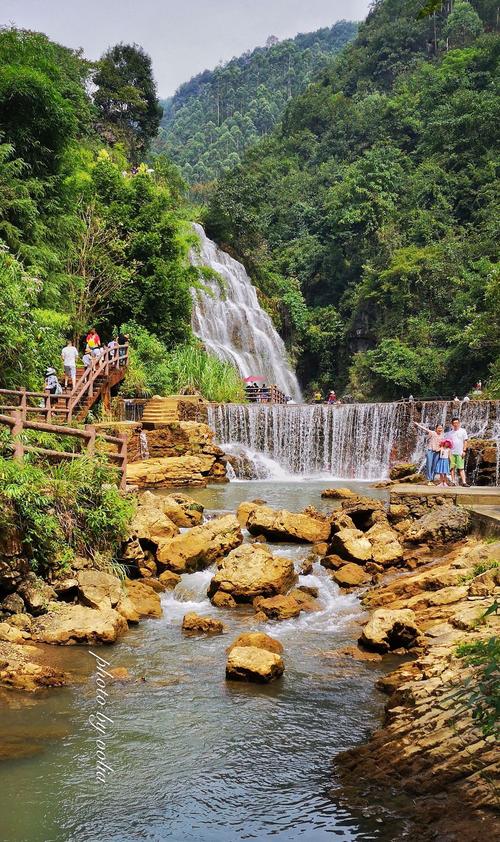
[449,417,469,486]
[61,340,79,390]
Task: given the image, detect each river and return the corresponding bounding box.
[0,480,408,842]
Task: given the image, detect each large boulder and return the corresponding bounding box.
[77,570,122,611]
[181,612,225,634]
[227,632,283,655]
[210,591,237,609]
[158,570,181,590]
[389,462,417,481]
[321,488,357,499]
[141,490,204,527]
[247,506,331,543]
[332,563,371,588]
[365,522,404,566]
[329,528,372,563]
[253,594,302,620]
[156,514,243,573]
[405,506,471,545]
[30,604,128,644]
[226,645,284,683]
[126,455,216,488]
[359,608,420,653]
[17,574,56,616]
[207,543,297,602]
[129,505,179,544]
[125,580,162,618]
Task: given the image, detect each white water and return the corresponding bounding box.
[211,400,500,481]
[190,223,302,401]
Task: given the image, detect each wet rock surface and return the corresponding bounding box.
[226,645,285,683]
[208,543,297,603]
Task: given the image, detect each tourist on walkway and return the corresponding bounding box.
[44,367,61,396]
[434,437,453,487]
[86,327,101,356]
[327,390,337,404]
[313,390,322,404]
[449,417,469,486]
[82,347,92,368]
[414,421,443,483]
[61,339,78,390]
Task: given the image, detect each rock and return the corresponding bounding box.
[125,580,162,618]
[312,542,329,556]
[226,646,284,683]
[129,505,179,545]
[365,561,384,574]
[249,534,267,544]
[135,550,157,579]
[210,591,237,609]
[329,528,372,563]
[236,501,259,527]
[228,632,283,655]
[156,514,242,574]
[76,570,122,611]
[327,645,383,662]
[468,568,500,597]
[0,622,28,643]
[31,604,128,644]
[115,594,140,624]
[300,558,314,575]
[246,506,331,543]
[451,604,485,631]
[321,554,346,571]
[17,574,56,616]
[181,612,225,634]
[321,487,357,499]
[208,543,297,602]
[330,511,357,532]
[0,516,28,592]
[158,570,181,589]
[405,506,471,545]
[333,563,371,588]
[390,462,417,480]
[126,455,216,488]
[296,584,319,598]
[52,577,79,599]
[0,593,25,615]
[253,594,302,620]
[288,588,320,611]
[137,576,165,592]
[388,504,410,522]
[359,608,420,653]
[365,523,404,566]
[0,643,67,691]
[109,667,131,681]
[7,613,32,631]
[145,491,203,527]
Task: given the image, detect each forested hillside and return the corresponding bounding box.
[206,0,500,399]
[152,21,357,186]
[0,28,243,402]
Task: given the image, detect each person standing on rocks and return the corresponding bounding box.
[449,417,469,486]
[414,421,443,483]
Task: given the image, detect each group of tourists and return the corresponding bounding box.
[313,389,339,405]
[415,418,469,487]
[44,329,129,396]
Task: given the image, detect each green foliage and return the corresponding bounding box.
[207,0,500,398]
[120,324,244,403]
[152,22,357,185]
[455,608,499,739]
[94,43,163,162]
[0,455,133,574]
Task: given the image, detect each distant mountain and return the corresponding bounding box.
[151,21,358,184]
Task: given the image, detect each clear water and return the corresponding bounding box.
[0,481,402,842]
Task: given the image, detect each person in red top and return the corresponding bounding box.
[86,328,101,349]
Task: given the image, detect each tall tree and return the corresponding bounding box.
[93,43,162,162]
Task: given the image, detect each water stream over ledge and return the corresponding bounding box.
[0,481,407,842]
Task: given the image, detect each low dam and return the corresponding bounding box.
[209,400,500,481]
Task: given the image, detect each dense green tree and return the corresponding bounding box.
[94,43,163,162]
[151,21,358,184]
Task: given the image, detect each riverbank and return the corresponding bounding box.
[0,478,498,840]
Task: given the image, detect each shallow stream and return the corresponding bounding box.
[0,481,406,842]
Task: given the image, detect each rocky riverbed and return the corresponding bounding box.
[0,479,498,840]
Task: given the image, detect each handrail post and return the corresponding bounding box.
[11,410,24,462]
[86,424,96,456]
[119,433,127,491]
[20,388,27,422]
[45,394,52,423]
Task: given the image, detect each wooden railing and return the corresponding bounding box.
[0,412,128,490]
[0,343,129,424]
[244,384,288,404]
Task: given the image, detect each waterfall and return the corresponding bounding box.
[190,223,301,401]
[209,401,500,481]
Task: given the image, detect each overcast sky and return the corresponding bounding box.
[2,0,370,96]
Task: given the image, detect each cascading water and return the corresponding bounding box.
[190,223,301,401]
[210,400,500,481]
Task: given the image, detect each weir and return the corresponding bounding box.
[209,400,500,481]
[190,224,301,402]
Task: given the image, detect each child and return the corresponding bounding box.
[434,438,453,487]
[44,367,62,396]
